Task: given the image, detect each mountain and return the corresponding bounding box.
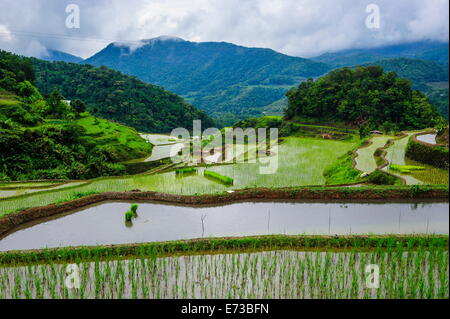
[41,49,83,63]
[312,41,449,67]
[31,58,214,133]
[84,36,331,125]
[365,58,448,89]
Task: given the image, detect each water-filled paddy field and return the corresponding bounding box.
[0,248,447,299]
[355,136,393,174]
[416,134,437,145]
[0,137,358,216]
[0,201,448,252]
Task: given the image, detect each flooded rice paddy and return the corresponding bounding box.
[0,249,447,299]
[416,134,437,145]
[0,201,448,251]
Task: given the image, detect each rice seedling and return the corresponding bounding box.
[124,211,134,222]
[204,170,234,186]
[0,236,447,299]
[130,204,139,215]
[175,167,198,178]
[209,137,357,188]
[390,164,425,174]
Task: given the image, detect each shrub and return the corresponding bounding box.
[367,170,401,185]
[406,139,449,169]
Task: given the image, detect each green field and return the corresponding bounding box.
[385,133,449,185]
[73,114,152,162]
[384,133,424,185]
[209,137,357,188]
[1,130,448,216]
[405,158,450,185]
[0,137,357,216]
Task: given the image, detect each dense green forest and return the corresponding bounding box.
[0,50,152,181]
[84,37,331,125]
[285,66,444,131]
[313,42,449,120]
[32,58,214,133]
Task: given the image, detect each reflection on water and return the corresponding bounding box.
[0,201,448,251]
[416,134,437,145]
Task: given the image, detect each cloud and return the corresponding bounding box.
[0,24,49,58]
[0,0,448,59]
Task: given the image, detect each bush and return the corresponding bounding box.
[406,139,449,169]
[367,170,401,185]
[323,153,361,185]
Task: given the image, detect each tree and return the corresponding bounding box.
[359,124,371,138]
[71,99,87,113]
[285,66,443,130]
[47,89,68,118]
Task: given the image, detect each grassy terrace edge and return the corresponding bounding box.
[0,184,448,237]
[0,235,448,265]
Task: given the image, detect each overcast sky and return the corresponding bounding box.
[0,0,448,59]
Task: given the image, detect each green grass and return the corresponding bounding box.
[74,114,152,162]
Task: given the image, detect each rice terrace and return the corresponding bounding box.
[0,0,449,306]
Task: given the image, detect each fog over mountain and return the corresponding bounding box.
[0,0,448,59]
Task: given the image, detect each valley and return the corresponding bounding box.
[0,37,448,300]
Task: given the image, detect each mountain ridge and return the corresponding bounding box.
[41,49,83,63]
[84,37,331,125]
[312,40,449,67]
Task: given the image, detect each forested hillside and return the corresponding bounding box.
[84,37,331,125]
[285,66,444,131]
[0,50,152,181]
[365,58,448,89]
[32,58,214,133]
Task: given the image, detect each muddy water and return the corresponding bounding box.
[0,201,448,251]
